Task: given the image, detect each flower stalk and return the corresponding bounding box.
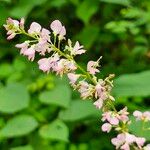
[4,18,150,150]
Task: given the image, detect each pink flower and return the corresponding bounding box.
[38,54,60,73]
[143,111,150,121]
[111,133,125,149]
[15,41,29,54]
[118,107,129,122]
[7,33,16,40]
[133,110,142,120]
[67,73,80,85]
[4,18,19,30]
[38,58,51,73]
[144,144,150,150]
[78,81,94,99]
[133,110,150,121]
[50,20,66,39]
[136,137,145,148]
[65,60,77,71]
[28,22,41,34]
[87,61,100,75]
[112,133,146,150]
[95,80,108,101]
[101,123,112,133]
[40,28,51,41]
[102,111,119,125]
[4,18,20,40]
[125,133,136,144]
[53,59,76,76]
[93,99,103,109]
[36,39,51,55]
[50,20,62,34]
[59,26,66,40]
[23,45,36,61]
[70,41,86,56]
[120,143,130,150]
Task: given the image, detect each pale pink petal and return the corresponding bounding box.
[28,22,41,34]
[38,58,51,73]
[23,46,35,61]
[59,26,66,37]
[143,111,150,121]
[121,143,130,150]
[101,123,112,133]
[93,99,103,109]
[133,110,142,120]
[67,73,80,85]
[109,117,119,125]
[87,61,100,75]
[50,20,62,34]
[72,41,86,55]
[136,137,145,147]
[7,33,16,40]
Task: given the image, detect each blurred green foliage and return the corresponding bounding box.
[0,0,150,149]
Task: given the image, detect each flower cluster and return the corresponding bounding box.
[133,110,150,122]
[101,107,129,133]
[111,133,147,150]
[4,17,24,40]
[4,18,150,150]
[4,17,114,109]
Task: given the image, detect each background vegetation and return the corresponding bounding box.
[0,0,150,149]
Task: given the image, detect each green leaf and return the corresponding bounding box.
[0,4,9,26]
[13,57,27,72]
[0,83,30,113]
[0,0,11,2]
[76,25,100,49]
[0,115,38,138]
[10,0,47,18]
[39,84,71,108]
[76,0,99,24]
[129,116,150,140]
[0,63,14,79]
[113,71,150,97]
[39,119,69,142]
[50,0,67,8]
[100,0,130,6]
[59,100,100,121]
[11,145,33,150]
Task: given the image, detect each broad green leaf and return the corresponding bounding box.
[0,115,38,138]
[105,21,135,33]
[0,83,30,113]
[113,70,150,97]
[76,25,100,49]
[0,63,14,78]
[121,8,144,18]
[100,0,130,6]
[129,116,150,140]
[11,145,33,150]
[7,72,22,83]
[39,119,69,142]
[59,100,100,121]
[76,0,99,24]
[39,84,71,108]
[13,57,27,72]
[10,0,47,18]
